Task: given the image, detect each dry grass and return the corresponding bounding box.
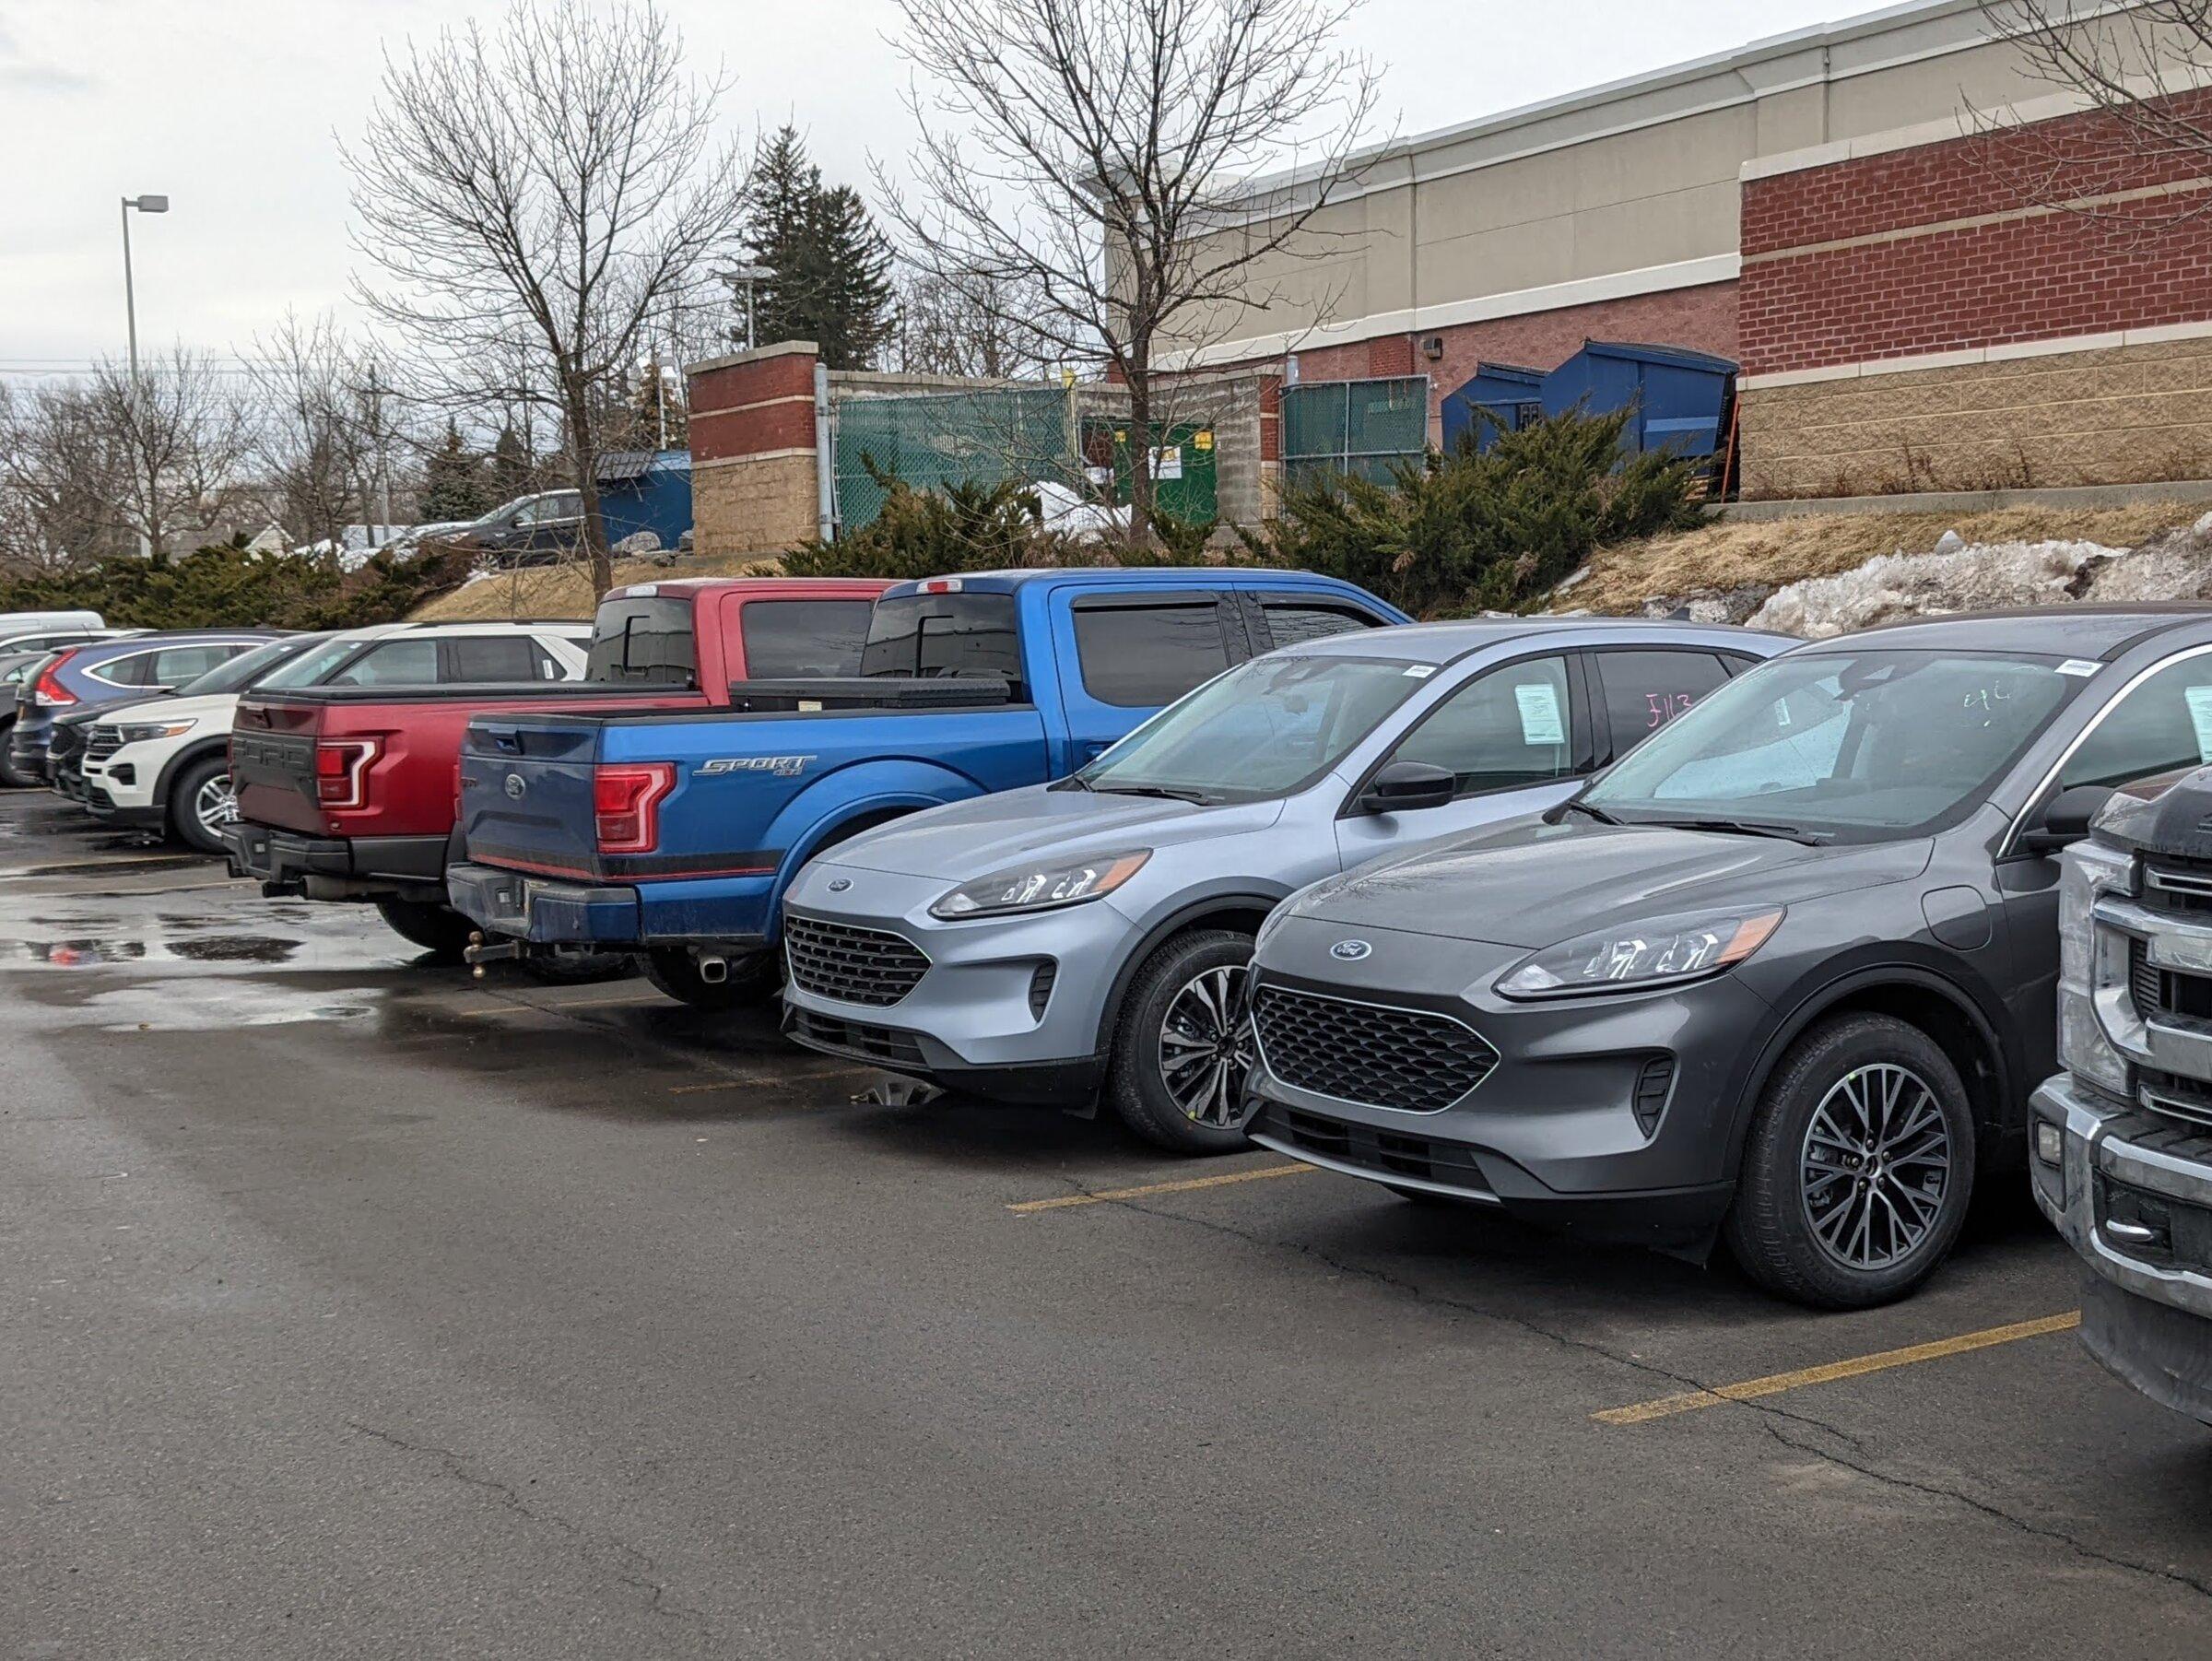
[409,552,785,621]
[1564,500,2208,615]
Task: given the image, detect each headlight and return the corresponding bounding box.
[929,850,1151,920]
[112,719,197,744]
[1495,905,1784,1000]
[2057,837,2133,1095]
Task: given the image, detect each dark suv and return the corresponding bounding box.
[1241,607,2212,1308]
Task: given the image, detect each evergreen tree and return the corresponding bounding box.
[420,420,493,522]
[488,426,535,504]
[740,126,899,370]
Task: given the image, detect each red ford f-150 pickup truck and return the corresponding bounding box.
[222,579,891,961]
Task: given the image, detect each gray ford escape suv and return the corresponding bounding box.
[1242,607,2212,1309]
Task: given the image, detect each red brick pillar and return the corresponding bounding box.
[686,341,822,556]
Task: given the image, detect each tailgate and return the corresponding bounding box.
[229,699,324,835]
[459,717,605,878]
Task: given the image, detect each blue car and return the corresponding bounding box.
[6,630,281,788]
[447,568,1411,1005]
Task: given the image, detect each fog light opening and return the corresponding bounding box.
[2033,1121,2064,1167]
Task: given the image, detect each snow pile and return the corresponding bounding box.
[1748,538,2124,638]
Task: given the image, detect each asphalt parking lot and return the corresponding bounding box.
[4,789,2209,1657]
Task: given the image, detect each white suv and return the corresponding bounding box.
[83,620,589,852]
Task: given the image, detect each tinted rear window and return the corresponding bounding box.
[588,597,696,684]
[860,595,1023,697]
[447,634,541,683]
[740,600,874,679]
[1073,603,1232,707]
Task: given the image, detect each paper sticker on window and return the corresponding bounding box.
[2185,686,2212,762]
[1402,664,1435,678]
[2057,659,2100,677]
[1515,682,1565,746]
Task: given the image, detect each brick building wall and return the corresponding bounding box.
[1737,88,2212,497]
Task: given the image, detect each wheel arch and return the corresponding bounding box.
[1091,889,1290,1062]
[1727,962,2015,1175]
[151,736,232,811]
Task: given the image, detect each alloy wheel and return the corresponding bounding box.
[194,772,240,837]
[1157,962,1253,1128]
[1798,1063,1952,1270]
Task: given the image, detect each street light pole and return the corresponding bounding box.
[119,194,169,558]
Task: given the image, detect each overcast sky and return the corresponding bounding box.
[1,0,1859,379]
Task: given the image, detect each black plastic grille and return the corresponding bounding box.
[2138,1067,2212,1133]
[2143,863,2212,914]
[85,726,124,762]
[783,914,930,1007]
[1633,1057,1676,1136]
[1252,1102,1493,1194]
[1028,960,1057,1021]
[48,724,87,763]
[1253,985,1497,1113]
[783,1007,927,1067]
[2129,938,2212,1023]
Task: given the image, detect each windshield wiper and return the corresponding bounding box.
[1558,799,1618,825]
[1641,816,1829,845]
[1090,783,1215,805]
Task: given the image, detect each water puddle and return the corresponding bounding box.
[78,982,378,1032]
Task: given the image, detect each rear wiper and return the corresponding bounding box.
[1643,816,1828,845]
[1091,783,1214,805]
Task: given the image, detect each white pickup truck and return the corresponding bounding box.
[2035,766,2212,1425]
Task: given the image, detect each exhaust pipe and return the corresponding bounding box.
[697,955,729,984]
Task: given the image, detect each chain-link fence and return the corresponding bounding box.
[1281,376,1430,487]
[830,386,1082,534]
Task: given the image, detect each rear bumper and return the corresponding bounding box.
[224,823,449,900]
[447,860,644,947]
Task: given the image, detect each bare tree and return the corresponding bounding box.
[342,0,749,596]
[1976,2,2212,233]
[88,347,253,561]
[893,265,1057,380]
[0,379,129,575]
[880,0,1381,545]
[246,311,378,561]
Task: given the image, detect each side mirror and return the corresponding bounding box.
[2021,783,2112,854]
[1358,760,1458,815]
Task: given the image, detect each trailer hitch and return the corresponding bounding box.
[464,931,528,977]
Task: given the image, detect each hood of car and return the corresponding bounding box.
[1287,818,1935,948]
[96,691,237,728]
[826,783,1285,880]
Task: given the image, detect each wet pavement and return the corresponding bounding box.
[4,788,2210,1657]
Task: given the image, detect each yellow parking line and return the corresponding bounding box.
[1007,1161,1314,1214]
[1594,1310,2082,1425]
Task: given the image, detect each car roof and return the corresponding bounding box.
[325,619,592,642]
[605,577,888,598]
[1806,605,2212,660]
[1276,616,1794,666]
[63,629,280,657]
[877,567,1367,598]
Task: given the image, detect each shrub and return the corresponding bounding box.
[1240,406,1702,616]
[0,537,474,631]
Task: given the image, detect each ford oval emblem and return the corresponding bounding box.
[827,877,852,892]
[503,773,527,800]
[1330,939,1371,961]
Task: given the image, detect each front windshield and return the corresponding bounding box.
[173,636,313,697]
[257,636,369,690]
[1583,648,2083,841]
[1076,654,1422,805]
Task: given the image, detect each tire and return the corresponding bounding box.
[1723,1013,1976,1310]
[641,946,780,1010]
[1106,928,1256,1156]
[168,753,240,855]
[373,897,477,963]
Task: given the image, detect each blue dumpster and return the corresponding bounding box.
[596,450,694,549]
[1540,341,1736,460]
[1440,361,1546,453]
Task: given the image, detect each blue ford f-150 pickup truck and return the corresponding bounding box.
[446,568,1408,1006]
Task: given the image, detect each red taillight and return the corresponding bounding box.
[314,738,379,810]
[32,657,76,707]
[594,762,675,854]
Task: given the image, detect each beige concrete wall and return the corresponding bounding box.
[1740,334,2212,500]
[691,454,818,556]
[1175,1,2150,363]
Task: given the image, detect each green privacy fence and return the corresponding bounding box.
[1280,376,1430,487]
[830,386,1081,534]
